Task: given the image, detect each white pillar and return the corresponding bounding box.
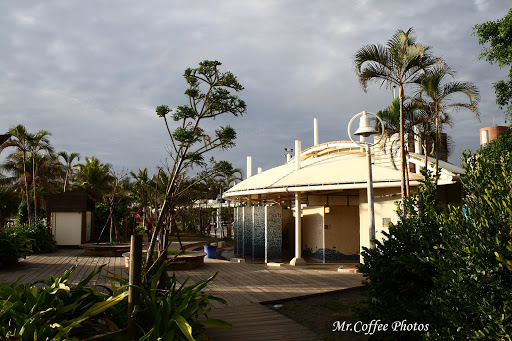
[257,167,262,174]
[366,145,376,249]
[290,191,306,266]
[314,117,319,146]
[295,140,301,170]
[247,156,252,179]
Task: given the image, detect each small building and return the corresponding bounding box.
[46,190,97,246]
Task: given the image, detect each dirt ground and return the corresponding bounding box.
[265,286,369,341]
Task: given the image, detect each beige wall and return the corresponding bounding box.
[324,205,359,256]
[301,204,360,260]
[52,212,83,246]
[302,206,324,253]
[359,187,402,261]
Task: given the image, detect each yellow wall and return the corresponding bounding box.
[302,206,324,253]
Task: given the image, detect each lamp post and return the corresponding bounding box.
[348,111,384,249]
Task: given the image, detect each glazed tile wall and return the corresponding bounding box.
[265,206,282,262]
[252,207,265,259]
[243,207,253,257]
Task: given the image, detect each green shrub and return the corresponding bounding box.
[12,221,57,254]
[0,227,32,268]
[427,151,512,339]
[357,172,443,339]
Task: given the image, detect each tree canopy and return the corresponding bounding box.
[474,8,512,119]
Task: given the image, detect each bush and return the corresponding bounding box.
[357,172,443,339]
[0,227,32,268]
[427,151,512,339]
[12,221,57,254]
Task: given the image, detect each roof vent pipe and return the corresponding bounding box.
[258,167,262,174]
[247,156,252,179]
[295,140,301,170]
[314,117,319,146]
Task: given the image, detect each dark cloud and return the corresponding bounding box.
[1,0,509,176]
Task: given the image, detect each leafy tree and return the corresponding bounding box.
[354,28,442,197]
[414,65,480,173]
[145,60,246,273]
[474,9,512,119]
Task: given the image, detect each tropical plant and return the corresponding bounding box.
[108,261,230,340]
[354,28,442,197]
[145,60,246,273]
[414,65,480,173]
[58,151,80,192]
[0,265,128,340]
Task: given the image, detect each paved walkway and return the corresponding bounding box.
[0,249,363,340]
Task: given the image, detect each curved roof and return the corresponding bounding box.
[224,141,463,201]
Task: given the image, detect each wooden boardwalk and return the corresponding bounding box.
[0,249,363,340]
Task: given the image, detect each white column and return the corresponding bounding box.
[290,191,306,266]
[246,156,252,179]
[295,140,301,170]
[314,117,319,146]
[366,145,376,248]
[257,167,262,174]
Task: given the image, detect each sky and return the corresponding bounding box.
[1,1,510,178]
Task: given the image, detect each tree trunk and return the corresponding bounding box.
[399,85,408,199]
[22,153,31,224]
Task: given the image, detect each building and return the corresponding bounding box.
[224,125,463,265]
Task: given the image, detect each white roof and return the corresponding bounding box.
[225,141,463,200]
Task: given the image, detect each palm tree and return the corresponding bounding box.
[354,28,442,197]
[76,156,114,198]
[29,130,54,220]
[1,125,33,223]
[130,168,150,230]
[211,159,243,237]
[414,65,480,174]
[58,151,80,192]
[376,97,422,170]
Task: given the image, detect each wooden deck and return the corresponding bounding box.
[0,249,363,340]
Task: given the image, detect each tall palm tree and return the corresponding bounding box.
[29,130,54,220]
[354,28,442,197]
[414,65,480,173]
[58,151,81,192]
[1,125,33,223]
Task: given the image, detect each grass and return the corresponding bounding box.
[265,286,368,341]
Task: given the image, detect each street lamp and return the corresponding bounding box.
[348,111,384,249]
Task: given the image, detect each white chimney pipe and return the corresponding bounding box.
[295,140,301,170]
[247,156,252,178]
[257,167,262,174]
[314,117,319,146]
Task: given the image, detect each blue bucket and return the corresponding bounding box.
[204,245,217,259]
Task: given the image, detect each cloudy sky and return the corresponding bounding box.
[1,1,510,177]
